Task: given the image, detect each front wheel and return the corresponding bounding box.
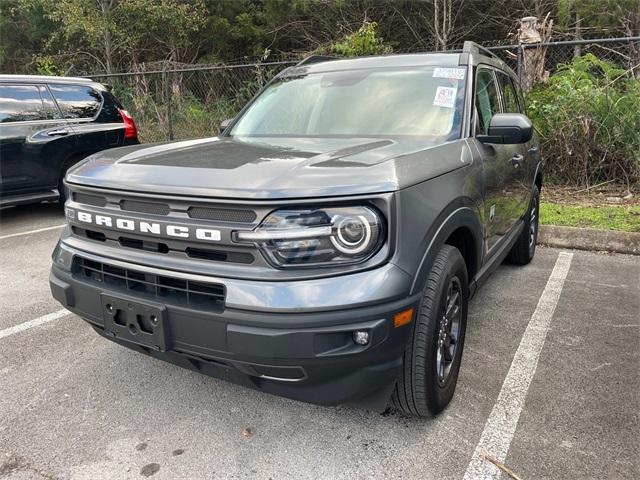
[391,245,468,417]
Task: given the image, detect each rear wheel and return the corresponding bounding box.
[506,185,540,265]
[391,245,468,417]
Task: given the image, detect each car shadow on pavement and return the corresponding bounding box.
[0,202,64,228]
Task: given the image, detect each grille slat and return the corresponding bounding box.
[188,206,256,223]
[120,199,171,216]
[75,257,225,310]
[73,192,106,207]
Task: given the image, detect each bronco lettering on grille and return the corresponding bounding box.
[66,208,221,242]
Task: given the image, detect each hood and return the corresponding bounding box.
[67,136,472,199]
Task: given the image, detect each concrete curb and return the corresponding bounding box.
[538,225,640,255]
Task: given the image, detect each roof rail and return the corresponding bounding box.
[296,55,339,67]
[462,41,503,63]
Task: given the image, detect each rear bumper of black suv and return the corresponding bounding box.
[50,242,419,410]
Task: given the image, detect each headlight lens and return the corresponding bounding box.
[235,206,384,267]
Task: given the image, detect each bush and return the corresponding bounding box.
[527,54,640,188]
[332,21,392,57]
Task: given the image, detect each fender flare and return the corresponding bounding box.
[409,203,483,296]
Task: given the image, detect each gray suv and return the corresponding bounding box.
[50,42,542,417]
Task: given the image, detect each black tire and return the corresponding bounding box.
[391,245,468,417]
[506,185,540,265]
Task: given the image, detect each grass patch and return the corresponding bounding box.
[540,202,640,232]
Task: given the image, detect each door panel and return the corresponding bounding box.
[474,67,516,252]
[0,84,76,196]
[497,73,530,223]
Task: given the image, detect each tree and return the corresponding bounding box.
[332,21,392,56]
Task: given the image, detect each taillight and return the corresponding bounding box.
[118,108,138,140]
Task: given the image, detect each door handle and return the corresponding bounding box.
[47,129,69,136]
[509,154,524,167]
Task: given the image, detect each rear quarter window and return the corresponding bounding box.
[497,72,521,113]
[49,84,102,119]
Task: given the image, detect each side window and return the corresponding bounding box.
[49,84,102,119]
[474,68,501,135]
[38,86,62,120]
[0,84,53,123]
[498,73,520,113]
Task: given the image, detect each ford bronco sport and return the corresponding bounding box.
[50,42,542,417]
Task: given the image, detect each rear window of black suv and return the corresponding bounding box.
[49,84,102,119]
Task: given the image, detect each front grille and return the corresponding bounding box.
[74,192,106,207]
[120,199,170,216]
[74,257,225,310]
[71,189,257,223]
[188,206,256,223]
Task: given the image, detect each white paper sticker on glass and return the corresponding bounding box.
[433,68,466,80]
[433,86,457,108]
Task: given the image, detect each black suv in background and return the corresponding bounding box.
[0,75,138,208]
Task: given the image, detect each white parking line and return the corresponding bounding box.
[0,224,65,240]
[463,251,574,480]
[0,309,71,340]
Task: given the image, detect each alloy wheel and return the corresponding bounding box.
[436,277,462,385]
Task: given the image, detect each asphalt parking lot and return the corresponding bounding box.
[1,203,638,480]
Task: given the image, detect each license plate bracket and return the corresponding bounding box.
[101,294,168,352]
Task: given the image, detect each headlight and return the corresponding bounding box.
[234,206,384,268]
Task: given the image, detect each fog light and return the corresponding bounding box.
[353,330,369,345]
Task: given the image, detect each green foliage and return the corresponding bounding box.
[34,55,63,75]
[556,0,640,35]
[332,21,392,57]
[1,0,637,75]
[527,53,640,187]
[46,0,207,73]
[540,202,640,232]
[0,0,57,73]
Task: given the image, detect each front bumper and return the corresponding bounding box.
[50,241,419,410]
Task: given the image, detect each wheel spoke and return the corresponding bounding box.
[437,346,445,378]
[445,290,460,319]
[444,344,454,362]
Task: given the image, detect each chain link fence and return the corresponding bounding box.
[486,37,640,186]
[89,61,295,143]
[88,37,639,186]
[484,37,639,90]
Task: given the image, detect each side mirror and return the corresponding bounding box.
[219,118,233,134]
[477,113,533,144]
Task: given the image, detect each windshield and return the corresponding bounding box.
[230,66,466,139]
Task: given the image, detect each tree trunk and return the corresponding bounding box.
[518,15,552,92]
[99,0,115,74]
[433,0,454,51]
[573,11,582,58]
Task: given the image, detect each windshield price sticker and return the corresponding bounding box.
[433,86,457,108]
[433,68,466,80]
